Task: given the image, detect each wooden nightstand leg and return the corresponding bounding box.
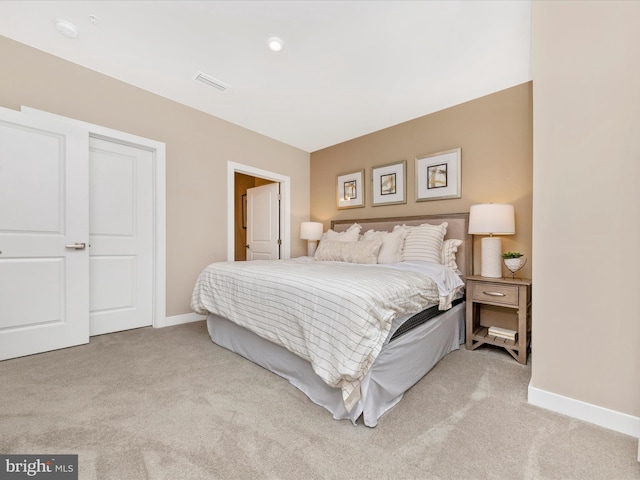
[465,299,473,349]
[517,293,527,364]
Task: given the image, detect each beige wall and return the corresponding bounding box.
[311,82,533,279]
[0,36,310,317]
[531,2,640,418]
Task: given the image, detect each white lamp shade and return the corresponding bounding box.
[300,222,323,240]
[468,204,515,235]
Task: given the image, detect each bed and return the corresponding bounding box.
[191,213,471,427]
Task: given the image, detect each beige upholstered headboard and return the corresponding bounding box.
[331,213,471,280]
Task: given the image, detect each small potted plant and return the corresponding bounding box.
[502,252,526,278]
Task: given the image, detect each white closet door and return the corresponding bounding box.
[246,183,280,260]
[0,107,90,360]
[89,137,153,335]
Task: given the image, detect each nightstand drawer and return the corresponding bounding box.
[470,282,519,306]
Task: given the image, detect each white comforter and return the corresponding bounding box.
[190,258,463,411]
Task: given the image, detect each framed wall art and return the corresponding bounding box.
[415,148,461,201]
[371,160,406,206]
[336,169,365,209]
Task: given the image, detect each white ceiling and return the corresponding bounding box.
[0,1,532,152]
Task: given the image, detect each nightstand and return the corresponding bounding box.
[465,275,532,364]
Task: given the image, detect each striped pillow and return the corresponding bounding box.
[441,238,463,271]
[401,222,448,264]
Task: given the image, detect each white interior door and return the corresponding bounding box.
[246,183,280,260]
[0,107,90,361]
[89,137,153,335]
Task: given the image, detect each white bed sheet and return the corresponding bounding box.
[191,258,463,412]
[206,302,465,427]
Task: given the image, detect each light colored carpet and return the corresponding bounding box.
[0,321,637,480]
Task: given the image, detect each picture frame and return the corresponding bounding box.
[336,169,365,209]
[415,148,461,201]
[371,160,406,206]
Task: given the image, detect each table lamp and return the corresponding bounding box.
[300,222,323,257]
[468,203,515,278]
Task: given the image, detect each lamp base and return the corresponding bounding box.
[307,240,318,257]
[480,237,503,278]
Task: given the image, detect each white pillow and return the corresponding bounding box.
[361,228,407,264]
[441,238,463,271]
[314,239,382,264]
[401,222,448,264]
[320,223,361,242]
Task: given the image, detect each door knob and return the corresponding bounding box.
[65,243,86,250]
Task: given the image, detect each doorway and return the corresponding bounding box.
[227,161,291,261]
[22,107,166,329]
[0,107,166,360]
[234,173,275,261]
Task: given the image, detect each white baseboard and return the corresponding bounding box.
[528,384,640,438]
[155,312,205,328]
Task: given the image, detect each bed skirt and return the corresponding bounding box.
[206,301,465,427]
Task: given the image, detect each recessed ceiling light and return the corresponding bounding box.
[55,19,78,39]
[268,37,283,52]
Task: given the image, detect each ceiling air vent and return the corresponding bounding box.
[193,71,230,92]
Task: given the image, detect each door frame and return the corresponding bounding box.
[227,161,290,261]
[21,106,167,328]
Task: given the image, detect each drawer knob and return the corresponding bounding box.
[483,291,506,297]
